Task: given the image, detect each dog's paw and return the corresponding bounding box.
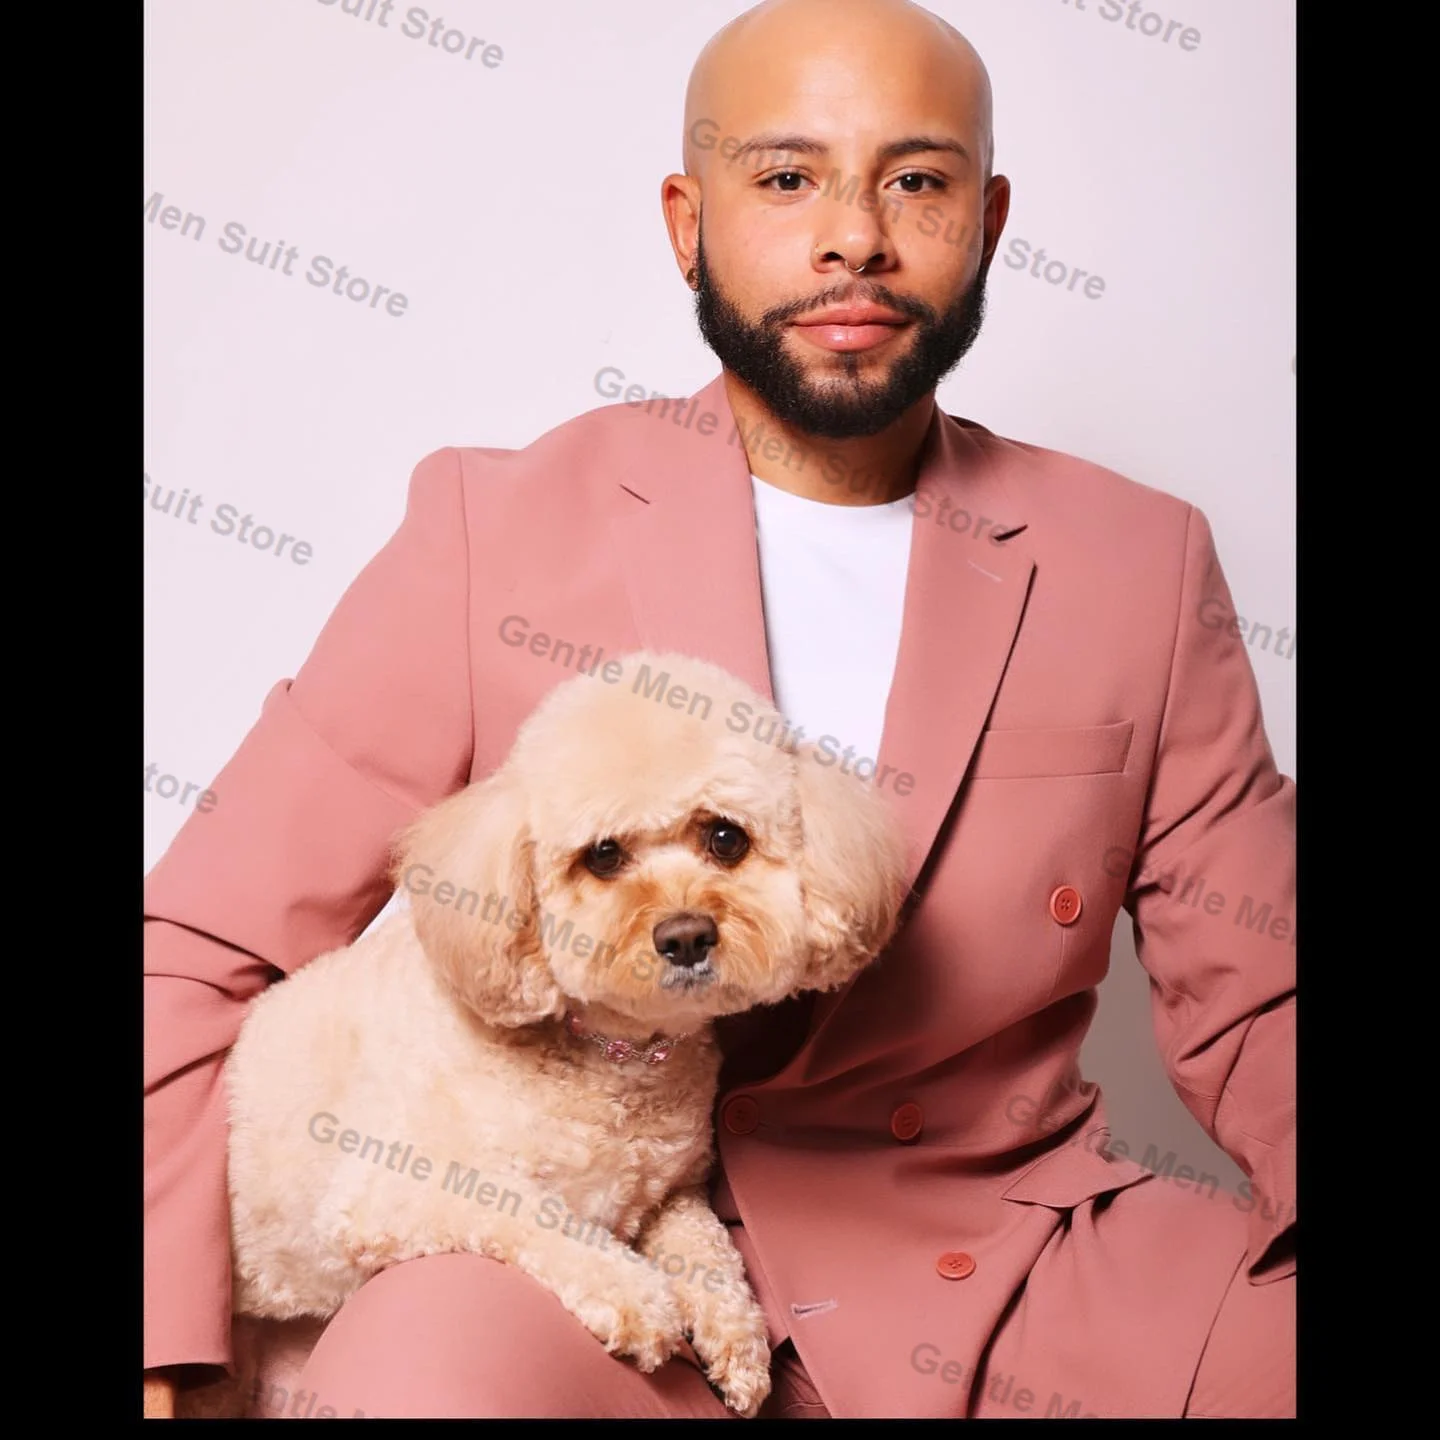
[569,1258,685,1373]
[342,1232,404,1269]
[691,1306,772,1417]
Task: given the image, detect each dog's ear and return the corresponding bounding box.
[391,768,564,1028]
[792,747,911,992]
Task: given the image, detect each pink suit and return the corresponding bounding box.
[144,374,1295,1417]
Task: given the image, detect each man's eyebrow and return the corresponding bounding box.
[729,134,971,167]
[730,135,829,165]
[876,136,971,165]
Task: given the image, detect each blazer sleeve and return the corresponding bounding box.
[143,446,475,1371]
[1122,504,1295,1283]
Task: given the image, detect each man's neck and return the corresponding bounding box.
[722,371,935,507]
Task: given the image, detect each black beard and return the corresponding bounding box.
[692,232,989,440]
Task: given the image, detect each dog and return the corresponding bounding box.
[214,650,908,1417]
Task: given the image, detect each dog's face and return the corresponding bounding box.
[394,652,909,1033]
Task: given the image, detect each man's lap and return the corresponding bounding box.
[289,1177,1293,1418]
[293,1252,734,1419]
[971,1174,1295,1418]
[1184,1250,1295,1418]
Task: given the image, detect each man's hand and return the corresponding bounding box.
[143,1373,175,1419]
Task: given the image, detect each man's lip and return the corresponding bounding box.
[790,321,909,354]
[793,305,908,326]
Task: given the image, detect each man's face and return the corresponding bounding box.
[678,20,1003,440]
[692,226,988,440]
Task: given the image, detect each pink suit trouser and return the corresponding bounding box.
[263,1177,1294,1419]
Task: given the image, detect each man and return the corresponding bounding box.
[144,0,1294,1418]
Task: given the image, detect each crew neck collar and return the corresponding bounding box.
[749,473,916,516]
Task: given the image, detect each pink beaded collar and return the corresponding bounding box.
[563,1011,688,1066]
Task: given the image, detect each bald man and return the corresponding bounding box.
[144,0,1295,1419]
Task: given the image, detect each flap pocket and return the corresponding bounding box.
[1003,1129,1155,1208]
[971,720,1134,780]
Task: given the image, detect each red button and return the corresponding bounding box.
[723,1096,760,1135]
[1049,885,1083,926]
[891,1102,924,1142]
[936,1251,976,1280]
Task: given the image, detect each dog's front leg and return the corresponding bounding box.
[636,1186,771,1417]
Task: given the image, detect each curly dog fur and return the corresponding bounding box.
[219,651,908,1416]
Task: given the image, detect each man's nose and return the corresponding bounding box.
[652,912,719,968]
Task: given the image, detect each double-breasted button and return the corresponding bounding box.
[1049,885,1083,926]
[890,1102,924,1142]
[722,1095,760,1135]
[936,1251,976,1281]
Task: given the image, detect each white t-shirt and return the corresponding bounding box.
[749,475,914,775]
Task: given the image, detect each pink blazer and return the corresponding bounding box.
[144,374,1295,1416]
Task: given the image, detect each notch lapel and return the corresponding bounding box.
[795,408,1035,1058]
[877,412,1034,891]
[605,375,774,703]
[605,377,1035,1067]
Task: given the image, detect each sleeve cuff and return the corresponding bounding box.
[144,1019,237,1372]
[1242,1138,1295,1283]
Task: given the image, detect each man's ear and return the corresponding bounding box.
[392,767,563,1028]
[792,747,910,992]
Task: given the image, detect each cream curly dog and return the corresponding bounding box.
[223,650,908,1417]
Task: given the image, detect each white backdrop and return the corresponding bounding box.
[145,0,1295,1191]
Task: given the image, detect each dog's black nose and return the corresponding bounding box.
[653,913,718,969]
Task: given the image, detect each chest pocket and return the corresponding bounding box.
[971,720,1133,780]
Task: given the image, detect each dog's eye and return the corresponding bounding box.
[583,839,626,877]
[707,823,750,864]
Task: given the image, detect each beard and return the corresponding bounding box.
[692,229,989,440]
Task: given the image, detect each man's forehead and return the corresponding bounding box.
[683,0,992,179]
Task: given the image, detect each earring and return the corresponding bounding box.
[686,265,698,289]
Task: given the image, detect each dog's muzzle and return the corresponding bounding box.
[653,912,718,988]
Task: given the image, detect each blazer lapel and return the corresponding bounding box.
[794,407,1035,1058]
[606,375,1035,1064]
[605,375,774,703]
[876,411,1034,891]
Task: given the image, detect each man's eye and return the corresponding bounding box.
[761,171,809,192]
[584,840,626,877]
[891,172,945,194]
[707,823,750,864]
